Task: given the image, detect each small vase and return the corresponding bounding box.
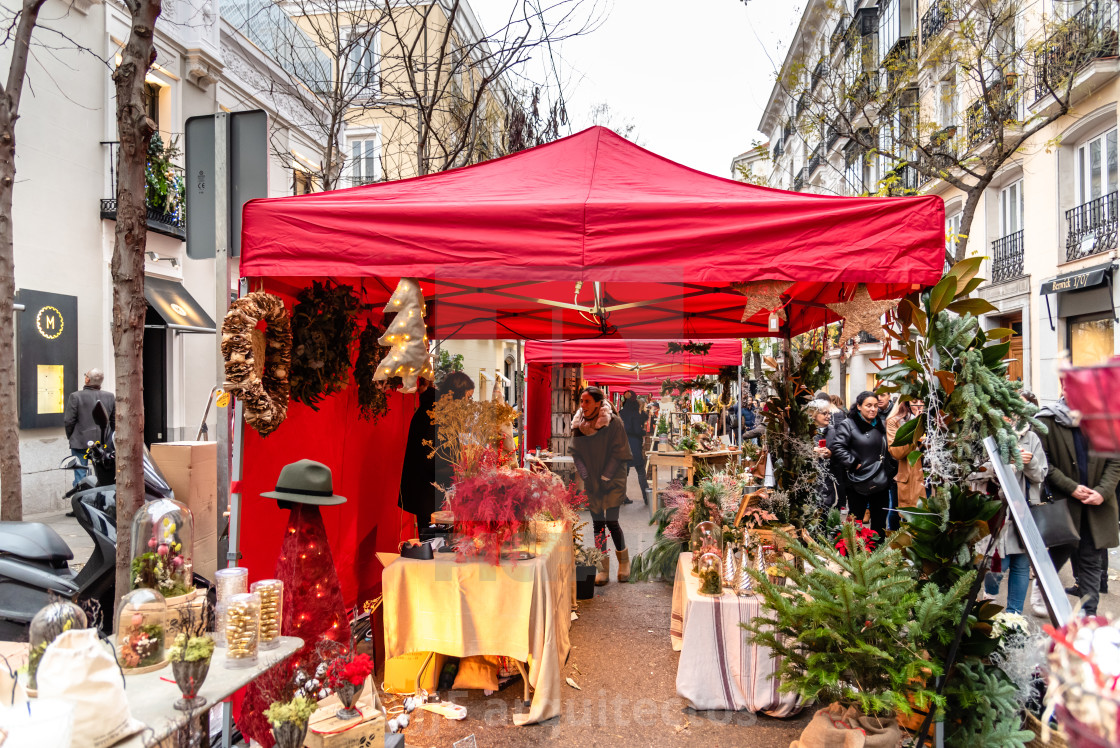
[171,658,211,711]
[335,680,364,720]
[271,720,309,748]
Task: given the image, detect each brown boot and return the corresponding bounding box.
[616,548,630,583]
[595,554,610,586]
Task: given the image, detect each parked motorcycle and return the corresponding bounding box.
[0,401,209,640]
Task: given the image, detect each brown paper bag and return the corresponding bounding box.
[37,629,144,748]
[791,703,901,748]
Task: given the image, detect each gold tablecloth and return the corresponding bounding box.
[382,525,573,725]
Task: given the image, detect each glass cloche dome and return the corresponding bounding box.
[130,497,194,599]
[115,588,168,673]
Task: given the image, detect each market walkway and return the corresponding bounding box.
[388,471,813,747]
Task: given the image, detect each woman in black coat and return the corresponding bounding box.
[827,390,896,538]
[398,372,475,539]
[619,391,651,505]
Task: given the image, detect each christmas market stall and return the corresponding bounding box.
[223,126,945,737]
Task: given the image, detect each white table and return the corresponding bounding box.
[671,554,801,716]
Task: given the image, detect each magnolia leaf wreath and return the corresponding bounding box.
[665,342,712,356]
[220,291,292,437]
[825,284,898,344]
[355,320,392,422]
[290,281,361,410]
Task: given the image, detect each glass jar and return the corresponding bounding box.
[224,592,260,669]
[251,579,283,650]
[697,552,724,596]
[690,520,723,573]
[115,588,168,674]
[28,601,88,690]
[130,498,194,600]
[213,567,248,647]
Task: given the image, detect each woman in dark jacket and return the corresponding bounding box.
[808,399,842,508]
[571,386,633,584]
[398,372,475,539]
[619,391,651,505]
[827,390,896,537]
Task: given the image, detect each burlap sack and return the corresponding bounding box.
[791,703,902,748]
[36,629,144,748]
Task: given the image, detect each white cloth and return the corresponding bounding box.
[671,553,801,716]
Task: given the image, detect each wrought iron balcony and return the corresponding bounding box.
[830,14,850,55]
[1033,0,1119,103]
[848,71,881,116]
[99,141,185,240]
[921,0,950,45]
[772,141,784,161]
[339,175,380,187]
[964,79,1019,149]
[991,230,1024,283]
[811,61,828,90]
[1066,191,1119,261]
[793,167,809,192]
[808,145,823,176]
[826,123,841,150]
[796,92,810,118]
[883,164,920,196]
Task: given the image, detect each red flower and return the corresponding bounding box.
[326,653,373,688]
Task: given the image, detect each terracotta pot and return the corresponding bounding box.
[172,657,211,711]
[335,680,364,720]
[271,720,309,748]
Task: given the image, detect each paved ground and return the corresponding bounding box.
[24,468,1120,746]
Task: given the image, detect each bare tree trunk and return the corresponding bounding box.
[112,0,160,601]
[0,0,48,522]
[952,183,990,264]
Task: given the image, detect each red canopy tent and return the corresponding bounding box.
[523,339,743,448]
[235,126,945,609]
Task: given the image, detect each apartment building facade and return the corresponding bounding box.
[1,0,332,513]
[757,0,1120,406]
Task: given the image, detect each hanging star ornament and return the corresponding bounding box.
[731,280,793,323]
[826,284,898,344]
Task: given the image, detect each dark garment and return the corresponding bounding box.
[63,386,115,450]
[814,426,841,508]
[1074,428,1090,485]
[1051,510,1106,615]
[592,505,626,551]
[571,415,632,515]
[1036,414,1120,550]
[399,389,442,534]
[627,435,650,495]
[741,409,756,430]
[847,487,890,538]
[620,403,646,437]
[828,411,896,481]
[823,422,849,505]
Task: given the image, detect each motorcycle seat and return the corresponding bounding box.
[0,521,73,563]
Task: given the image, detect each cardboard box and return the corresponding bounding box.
[306,677,387,748]
[150,442,218,581]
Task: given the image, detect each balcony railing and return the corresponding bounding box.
[772,141,784,161]
[1033,0,1119,103]
[793,167,809,192]
[1066,191,1119,261]
[808,145,823,175]
[99,141,185,240]
[964,78,1020,149]
[920,0,951,45]
[883,37,915,91]
[830,15,850,55]
[783,120,793,144]
[991,230,1025,283]
[883,164,920,195]
[811,61,828,90]
[796,92,810,118]
[827,123,841,150]
[848,71,881,116]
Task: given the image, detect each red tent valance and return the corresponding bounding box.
[240,127,944,339]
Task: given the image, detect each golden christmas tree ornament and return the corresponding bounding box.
[825,284,898,344]
[731,280,793,323]
[374,278,435,393]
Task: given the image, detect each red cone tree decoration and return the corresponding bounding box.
[236,504,352,747]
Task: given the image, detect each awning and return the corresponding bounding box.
[144,276,216,333]
[1040,263,1114,295]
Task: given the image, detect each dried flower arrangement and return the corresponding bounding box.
[325,652,374,689]
[354,319,392,422]
[427,395,518,479]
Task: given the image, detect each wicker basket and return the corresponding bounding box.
[1026,711,1069,748]
[748,525,797,551]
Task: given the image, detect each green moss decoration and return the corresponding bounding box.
[264,695,317,728]
[167,632,215,663]
[290,281,361,410]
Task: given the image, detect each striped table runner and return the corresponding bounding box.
[671,553,802,716]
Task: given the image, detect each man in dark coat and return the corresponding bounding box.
[63,368,115,487]
[1036,397,1120,616]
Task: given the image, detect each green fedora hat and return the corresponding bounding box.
[261,459,347,506]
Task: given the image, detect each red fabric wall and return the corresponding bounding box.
[237,377,418,609]
[526,362,552,452]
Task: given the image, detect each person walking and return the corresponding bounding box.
[815,390,845,427]
[808,400,842,508]
[619,390,651,505]
[63,368,115,488]
[828,391,896,538]
[398,372,474,540]
[1035,394,1120,616]
[570,386,633,584]
[885,399,926,513]
[972,413,1048,615]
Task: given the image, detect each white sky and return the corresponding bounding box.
[470,0,805,177]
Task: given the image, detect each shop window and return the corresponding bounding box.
[143,82,162,130]
[1069,314,1115,366]
[1076,128,1118,205]
[293,169,312,196]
